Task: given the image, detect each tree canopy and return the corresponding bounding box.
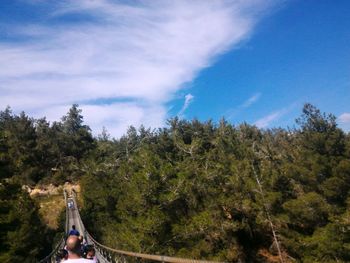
[0,103,349,262]
[80,104,350,262]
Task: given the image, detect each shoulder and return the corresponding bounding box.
[65,259,92,262]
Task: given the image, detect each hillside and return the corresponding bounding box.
[0,104,349,262]
[29,183,79,229]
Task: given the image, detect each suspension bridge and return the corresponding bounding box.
[39,190,219,263]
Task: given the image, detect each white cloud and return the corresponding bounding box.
[81,103,166,138]
[242,93,261,108]
[339,113,350,123]
[338,113,350,132]
[178,93,194,118]
[226,92,262,119]
[254,106,291,128]
[0,0,277,137]
[254,112,282,128]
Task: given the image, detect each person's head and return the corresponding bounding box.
[57,248,68,260]
[72,225,76,230]
[85,245,96,259]
[66,235,82,257]
[78,235,84,243]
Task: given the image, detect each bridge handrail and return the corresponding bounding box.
[71,190,88,240]
[86,231,221,263]
[39,190,69,263]
[38,234,65,263]
[72,189,222,263]
[72,190,223,263]
[64,190,69,234]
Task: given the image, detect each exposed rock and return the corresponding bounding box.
[29,182,80,197]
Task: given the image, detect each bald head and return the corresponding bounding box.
[66,235,82,255]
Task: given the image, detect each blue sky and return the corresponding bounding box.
[180,0,350,130]
[0,0,349,136]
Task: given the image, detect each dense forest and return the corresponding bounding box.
[0,105,94,262]
[0,104,349,262]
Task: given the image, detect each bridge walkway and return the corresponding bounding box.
[67,196,109,263]
[40,190,220,263]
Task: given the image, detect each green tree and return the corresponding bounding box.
[0,180,48,262]
[61,104,95,161]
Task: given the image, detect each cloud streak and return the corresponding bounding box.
[254,105,292,128]
[178,94,194,118]
[338,113,350,132]
[254,111,282,128]
[0,0,277,137]
[226,92,262,120]
[242,93,262,108]
[339,113,350,123]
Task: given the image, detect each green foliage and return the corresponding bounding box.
[1,103,350,262]
[283,192,330,231]
[80,104,350,262]
[0,105,94,261]
[0,105,94,185]
[0,180,51,262]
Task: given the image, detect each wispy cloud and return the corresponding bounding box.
[242,93,261,108]
[254,106,292,128]
[227,92,262,119]
[339,113,350,123]
[0,0,277,137]
[338,112,350,132]
[254,111,282,128]
[178,93,194,118]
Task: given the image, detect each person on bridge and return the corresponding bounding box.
[56,248,68,262]
[84,245,97,262]
[64,235,91,262]
[68,225,80,236]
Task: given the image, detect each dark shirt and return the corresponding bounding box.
[68,229,80,236]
